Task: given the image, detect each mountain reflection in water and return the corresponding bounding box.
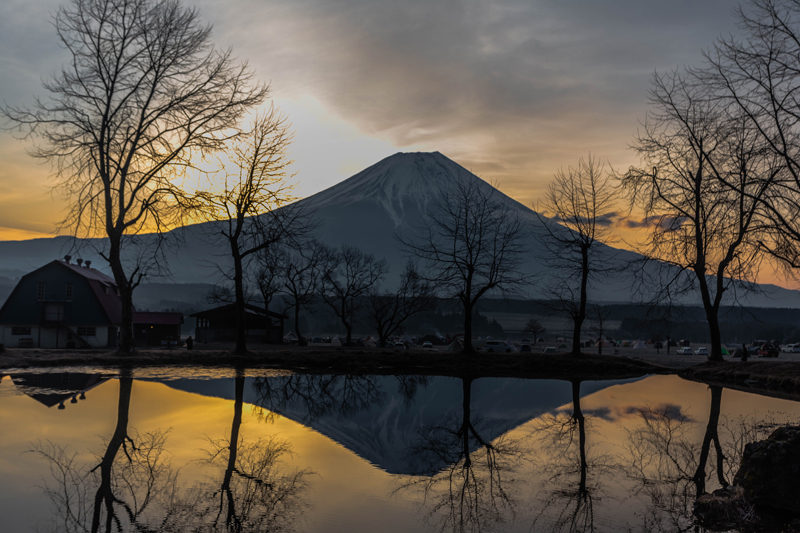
[0,370,798,532]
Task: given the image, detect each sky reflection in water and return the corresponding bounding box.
[0,371,798,532]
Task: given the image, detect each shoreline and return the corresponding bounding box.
[0,347,665,380]
[5,347,800,401]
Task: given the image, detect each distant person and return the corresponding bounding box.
[186,336,194,350]
[666,337,671,355]
[741,343,748,362]
[655,341,662,355]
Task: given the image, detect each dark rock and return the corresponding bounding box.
[734,425,800,514]
[694,486,751,531]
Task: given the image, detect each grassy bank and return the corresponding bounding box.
[0,347,664,380]
[680,360,800,401]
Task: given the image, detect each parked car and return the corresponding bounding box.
[519,343,532,353]
[483,340,512,353]
[676,346,693,355]
[421,341,434,351]
[694,346,709,356]
[543,346,557,354]
[393,342,407,351]
[758,343,779,357]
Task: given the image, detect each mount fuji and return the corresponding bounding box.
[0,151,799,307]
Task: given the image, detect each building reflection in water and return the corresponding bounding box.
[3,371,799,532]
[28,368,309,533]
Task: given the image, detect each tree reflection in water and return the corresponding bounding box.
[529,379,611,533]
[252,373,383,422]
[625,385,785,531]
[33,368,309,533]
[398,376,521,533]
[197,368,310,532]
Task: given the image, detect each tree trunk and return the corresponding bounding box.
[571,380,588,494]
[220,369,244,527]
[693,386,726,495]
[91,367,133,532]
[463,299,474,354]
[706,310,723,362]
[461,377,473,467]
[118,285,135,354]
[697,276,723,362]
[293,302,303,345]
[344,321,353,346]
[232,244,247,355]
[108,238,135,354]
[571,247,589,355]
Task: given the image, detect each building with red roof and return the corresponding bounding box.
[0,257,182,348]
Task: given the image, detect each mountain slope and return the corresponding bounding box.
[0,151,798,307]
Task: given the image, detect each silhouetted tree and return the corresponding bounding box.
[401,376,520,533]
[197,369,309,531]
[370,263,433,346]
[4,0,267,353]
[279,241,331,345]
[622,70,773,361]
[320,246,386,345]
[195,111,297,354]
[404,180,526,353]
[524,318,545,345]
[530,380,607,532]
[538,156,616,355]
[704,0,800,271]
[34,369,184,532]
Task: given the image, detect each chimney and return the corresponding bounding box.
[63,255,71,264]
[85,260,91,269]
[76,258,83,267]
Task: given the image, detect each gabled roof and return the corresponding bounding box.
[11,372,110,408]
[191,303,285,320]
[0,259,123,325]
[60,261,116,285]
[53,261,122,324]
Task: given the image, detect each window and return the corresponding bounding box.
[44,303,64,322]
[11,326,31,336]
[37,282,46,301]
[65,283,73,300]
[77,326,96,337]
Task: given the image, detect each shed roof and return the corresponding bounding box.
[191,303,285,320]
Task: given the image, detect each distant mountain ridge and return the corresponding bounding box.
[0,151,798,307]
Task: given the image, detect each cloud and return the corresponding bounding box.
[623,215,689,231]
[0,0,742,234]
[194,0,739,199]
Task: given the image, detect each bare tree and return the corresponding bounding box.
[398,376,520,533]
[253,245,283,314]
[279,241,330,345]
[4,0,267,353]
[194,110,296,354]
[34,368,185,532]
[320,246,386,345]
[529,380,606,533]
[370,263,433,346]
[404,180,526,354]
[198,369,310,532]
[704,0,800,271]
[622,71,773,361]
[537,156,616,355]
[523,318,545,345]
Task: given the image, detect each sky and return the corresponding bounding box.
[0,0,741,239]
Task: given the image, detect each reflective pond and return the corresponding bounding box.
[0,369,798,532]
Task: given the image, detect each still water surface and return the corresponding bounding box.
[0,369,798,532]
